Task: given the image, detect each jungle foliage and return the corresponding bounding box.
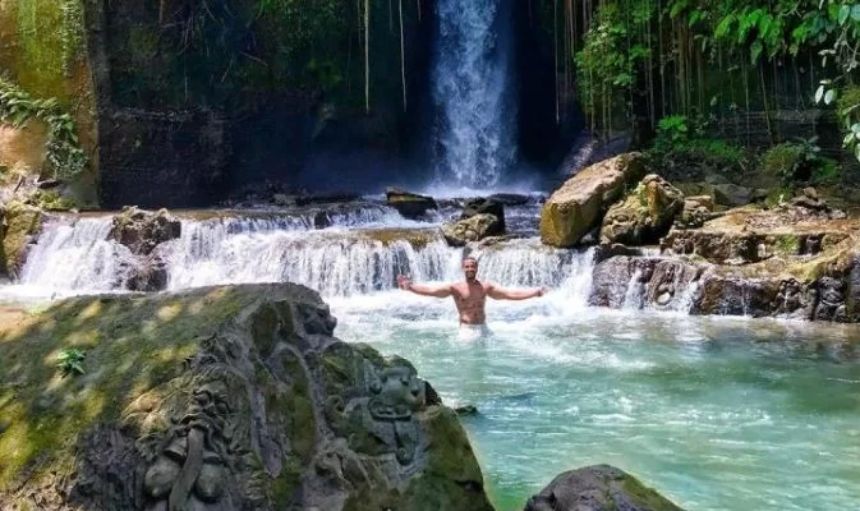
[545,0,860,163]
[0,78,86,179]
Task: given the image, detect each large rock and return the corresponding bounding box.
[0,201,43,278]
[662,205,853,265]
[590,245,860,321]
[600,174,684,245]
[441,213,503,247]
[540,153,646,247]
[524,465,683,511]
[386,187,438,219]
[0,284,494,510]
[674,195,715,229]
[109,206,181,255]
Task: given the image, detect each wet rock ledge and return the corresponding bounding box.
[0,284,493,511]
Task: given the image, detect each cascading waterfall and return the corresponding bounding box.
[432,0,516,188]
[18,217,133,293]
[10,210,597,300]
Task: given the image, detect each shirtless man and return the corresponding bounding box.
[396,256,545,339]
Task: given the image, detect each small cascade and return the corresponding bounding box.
[18,217,132,293]
[165,229,460,296]
[622,270,644,310]
[670,277,700,313]
[11,208,599,301]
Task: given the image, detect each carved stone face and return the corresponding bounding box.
[368,366,424,421]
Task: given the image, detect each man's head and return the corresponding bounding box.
[462,256,478,282]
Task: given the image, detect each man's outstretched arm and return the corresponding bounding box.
[486,282,546,301]
[397,275,453,298]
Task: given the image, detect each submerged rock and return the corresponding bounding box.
[524,464,683,511]
[600,174,684,245]
[386,187,438,219]
[109,206,181,256]
[0,284,494,511]
[540,153,646,247]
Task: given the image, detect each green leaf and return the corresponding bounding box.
[853,5,860,22]
[824,89,837,105]
[750,40,763,63]
[852,123,860,134]
[855,143,860,162]
[844,133,855,146]
[838,5,850,25]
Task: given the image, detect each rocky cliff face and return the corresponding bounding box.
[0,284,494,510]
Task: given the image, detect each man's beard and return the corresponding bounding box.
[465,273,477,282]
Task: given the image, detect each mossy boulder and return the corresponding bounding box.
[600,174,684,245]
[0,200,43,277]
[540,153,646,247]
[0,284,494,510]
[524,464,683,511]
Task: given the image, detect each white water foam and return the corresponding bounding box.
[17,217,133,294]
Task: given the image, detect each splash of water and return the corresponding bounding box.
[433,0,516,187]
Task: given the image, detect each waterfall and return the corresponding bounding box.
[9,210,601,301]
[622,270,644,310]
[18,217,133,293]
[432,0,516,188]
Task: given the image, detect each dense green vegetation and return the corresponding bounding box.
[547,0,860,168]
[0,78,86,179]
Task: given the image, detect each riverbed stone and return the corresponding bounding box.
[441,213,503,247]
[524,464,683,511]
[0,283,494,511]
[540,153,646,247]
[600,174,684,245]
[109,206,181,255]
[386,187,438,219]
[462,197,506,231]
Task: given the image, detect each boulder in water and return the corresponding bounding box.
[441,213,503,247]
[540,153,646,247]
[461,197,506,231]
[109,206,181,255]
[599,174,684,245]
[524,464,683,511]
[0,284,495,511]
[386,187,438,219]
